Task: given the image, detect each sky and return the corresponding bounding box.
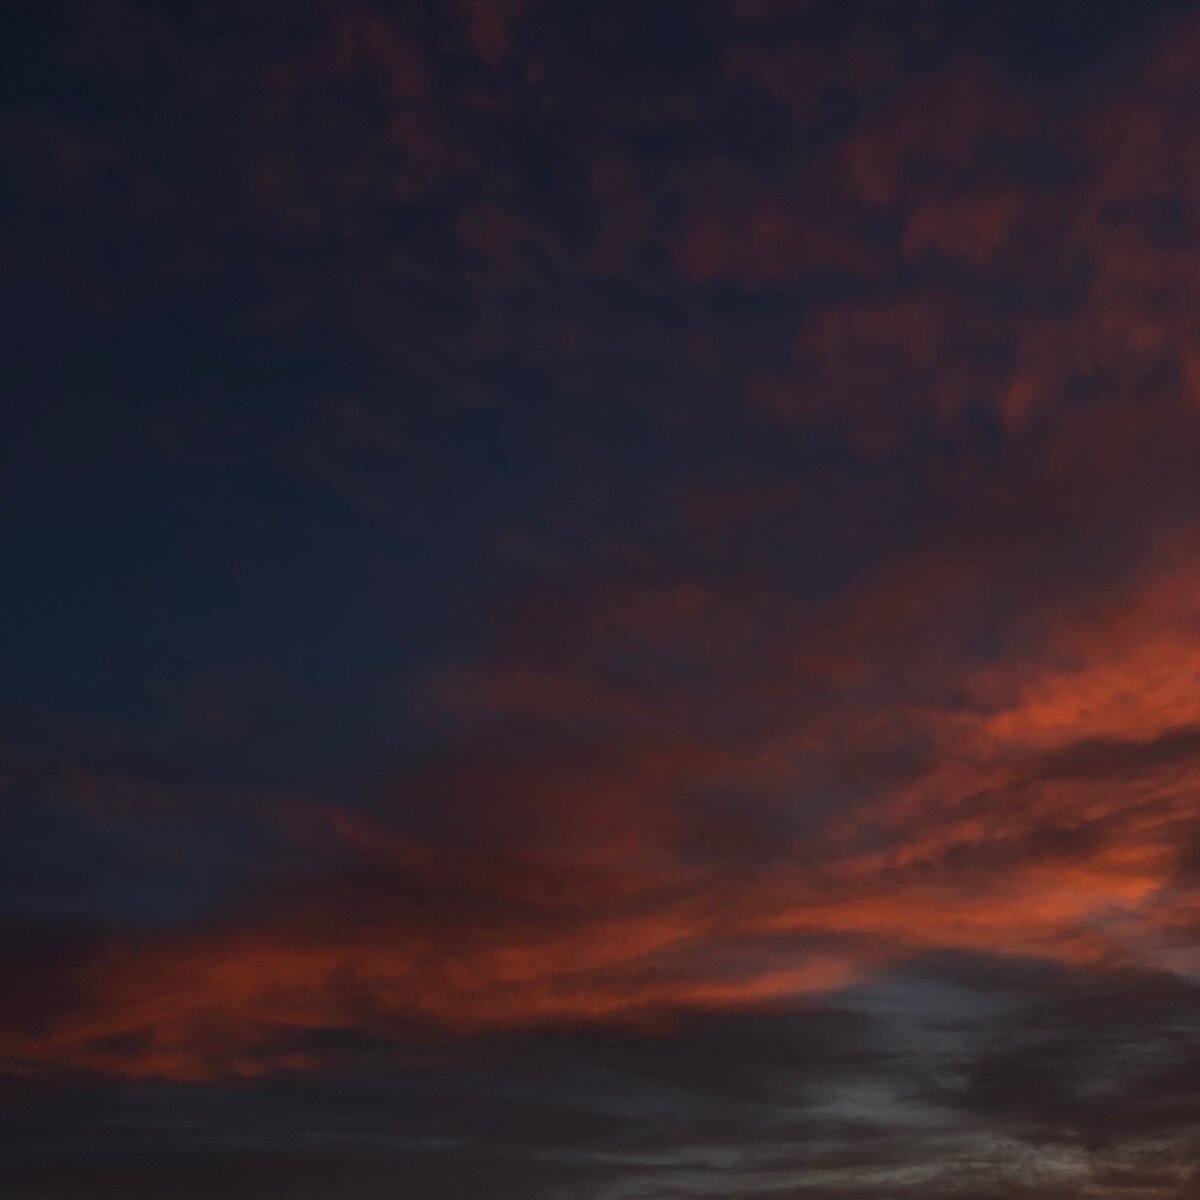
[4,1,1200,1196]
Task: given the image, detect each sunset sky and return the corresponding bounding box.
[5,2,1200,1197]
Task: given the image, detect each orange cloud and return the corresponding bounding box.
[11,4,1200,1101]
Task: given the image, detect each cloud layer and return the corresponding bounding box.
[5,1,1200,1196]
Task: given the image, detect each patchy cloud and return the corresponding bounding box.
[5,0,1200,1196]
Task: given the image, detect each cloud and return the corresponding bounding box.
[9,1,1200,1196]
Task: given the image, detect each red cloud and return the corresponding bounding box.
[10,4,1200,1102]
